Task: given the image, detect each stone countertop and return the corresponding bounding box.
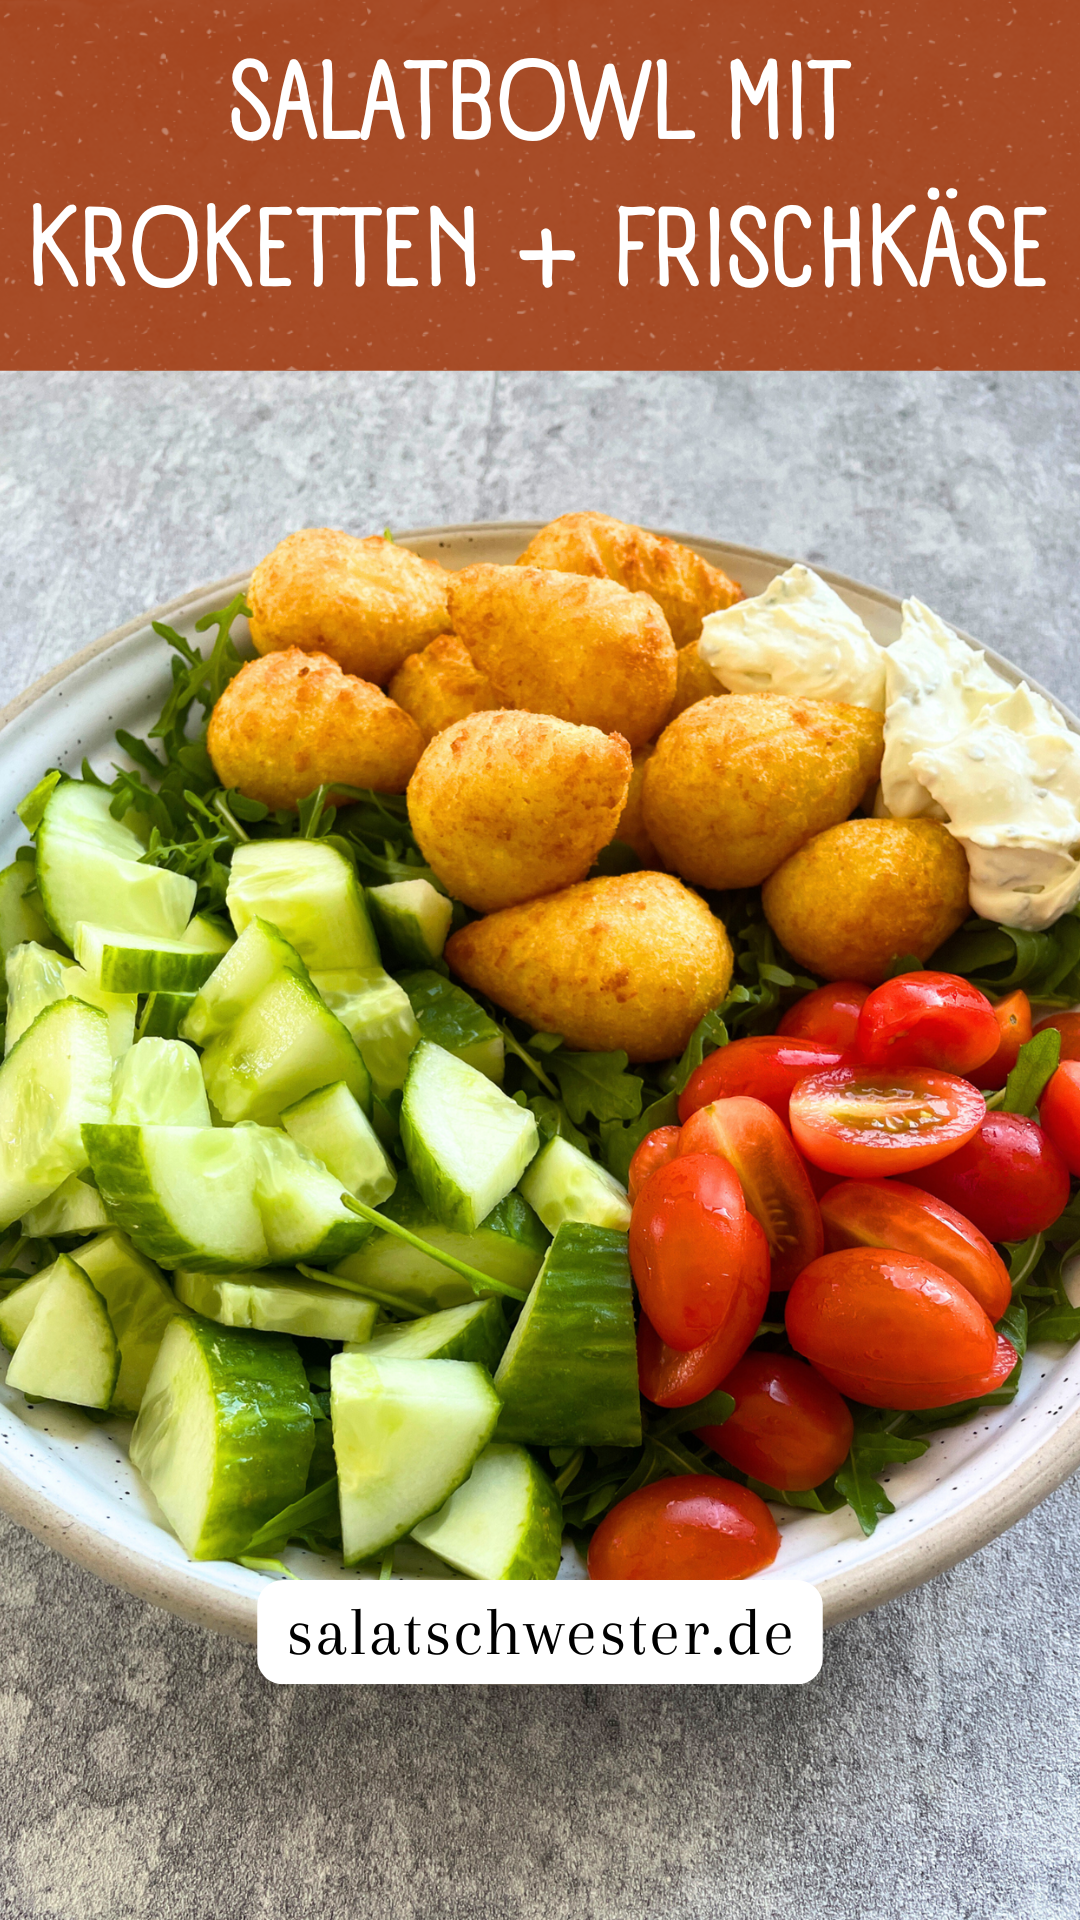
[0,369,1078,1920]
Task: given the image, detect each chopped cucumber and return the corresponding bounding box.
[112,1039,212,1127]
[494,1223,641,1447]
[356,1297,508,1370]
[74,1228,182,1416]
[281,1080,396,1206]
[74,915,231,994]
[83,1124,269,1271]
[35,779,196,947]
[138,990,196,1040]
[411,1443,563,1580]
[366,880,452,967]
[401,1041,539,1232]
[180,918,308,1047]
[22,1170,110,1238]
[0,1267,53,1350]
[0,859,61,995]
[331,1351,500,1564]
[227,839,381,972]
[400,970,505,1083]
[332,1176,548,1314]
[5,1253,119,1410]
[519,1136,632,1235]
[5,942,136,1059]
[200,968,370,1124]
[245,1126,372,1266]
[174,1265,379,1343]
[312,967,419,1099]
[130,1315,314,1560]
[0,998,113,1228]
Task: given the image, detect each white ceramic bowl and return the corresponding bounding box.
[2,523,1079,1643]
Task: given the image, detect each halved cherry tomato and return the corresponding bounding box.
[1033,1010,1080,1061]
[677,1095,823,1290]
[1033,1060,1080,1176]
[779,981,869,1051]
[968,990,1032,1090]
[856,971,999,1075]
[908,1111,1070,1242]
[697,1353,854,1491]
[629,1152,748,1351]
[819,1178,1011,1321]
[588,1474,780,1580]
[785,1247,1017,1410]
[679,1036,848,1126]
[637,1216,771,1407]
[627,1126,681,1204]
[789,1067,986,1178]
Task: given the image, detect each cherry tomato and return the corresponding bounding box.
[969,990,1032,1091]
[908,1111,1070,1243]
[637,1218,771,1408]
[779,981,869,1051]
[629,1152,748,1351]
[627,1126,681,1204]
[799,1151,839,1202]
[1035,1060,1080,1175]
[697,1353,854,1491]
[679,1035,848,1126]
[677,1095,823,1290]
[819,1178,1011,1321]
[856,971,999,1075]
[789,1067,986,1178]
[588,1474,780,1580]
[1033,1010,1080,1061]
[785,1247,1018,1410]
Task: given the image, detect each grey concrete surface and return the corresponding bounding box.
[1,369,1079,1920]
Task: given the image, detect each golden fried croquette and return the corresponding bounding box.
[515,512,743,645]
[207,649,423,810]
[761,818,970,984]
[665,642,722,726]
[388,633,498,742]
[247,529,451,685]
[445,872,733,1062]
[615,747,665,867]
[407,710,632,914]
[448,563,676,751]
[642,694,884,891]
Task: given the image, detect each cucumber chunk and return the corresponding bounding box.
[112,1039,212,1127]
[494,1223,641,1447]
[180,918,308,1047]
[519,1136,632,1234]
[0,1268,53,1350]
[138,990,196,1040]
[22,1170,110,1238]
[411,1442,563,1580]
[5,942,136,1060]
[0,859,61,997]
[331,1350,500,1564]
[366,880,453,967]
[356,1297,508,1370]
[73,915,232,994]
[83,1123,269,1270]
[332,1176,548,1314]
[0,999,113,1228]
[227,839,381,972]
[74,1228,182,1416]
[5,1253,119,1410]
[35,779,196,948]
[401,1041,539,1232]
[281,1080,396,1206]
[174,1265,379,1343]
[130,1315,314,1560]
[200,968,371,1124]
[312,967,419,1099]
[245,1126,373,1266]
[400,970,505,1083]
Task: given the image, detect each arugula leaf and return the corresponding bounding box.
[882,952,925,980]
[999,1028,1062,1116]
[833,1413,929,1536]
[549,1049,644,1126]
[661,1008,731,1095]
[650,1388,735,1437]
[745,1475,848,1514]
[243,1476,341,1556]
[932,910,1080,1006]
[600,1091,680,1186]
[528,1094,592,1155]
[16,770,62,832]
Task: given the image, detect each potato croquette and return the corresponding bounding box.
[642,694,884,891]
[388,633,498,741]
[762,818,970,984]
[248,528,451,685]
[615,747,665,867]
[445,872,733,1062]
[665,642,722,725]
[407,710,632,913]
[516,512,743,646]
[448,563,676,751]
[207,649,423,809]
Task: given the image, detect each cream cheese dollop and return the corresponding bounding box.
[698,564,887,711]
[880,599,1014,820]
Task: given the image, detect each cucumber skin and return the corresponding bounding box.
[363,1297,508,1370]
[82,1124,266,1273]
[411,1443,564,1581]
[399,970,505,1083]
[74,1228,182,1417]
[494,1224,642,1449]
[139,992,197,1040]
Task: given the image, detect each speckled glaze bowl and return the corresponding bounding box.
[1,523,1078,1643]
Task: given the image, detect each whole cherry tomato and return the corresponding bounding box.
[697,1353,854,1491]
[785,1247,1017,1410]
[779,981,870,1051]
[679,1035,848,1126]
[968,990,1032,1091]
[1035,1059,1080,1176]
[856,972,1000,1075]
[819,1178,1011,1321]
[629,1152,748,1351]
[789,1067,986,1178]
[908,1111,1070,1243]
[677,1095,823,1290]
[637,1217,771,1408]
[588,1474,780,1580]
[627,1126,681,1204]
[1033,1010,1080,1061]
